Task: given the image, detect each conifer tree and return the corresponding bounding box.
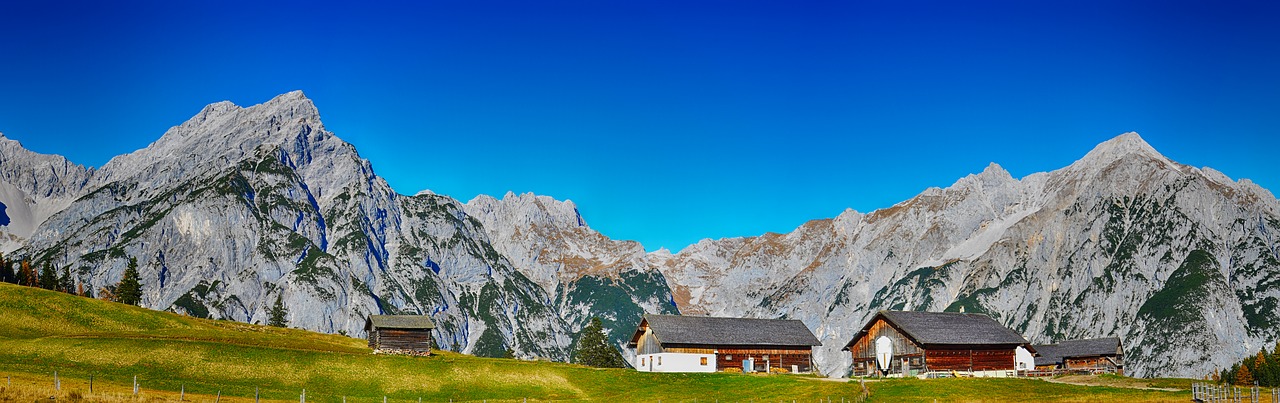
[57,267,74,294]
[268,294,288,327]
[38,262,57,290]
[571,317,626,368]
[0,253,13,284]
[1237,363,1254,386]
[116,257,143,306]
[15,260,31,286]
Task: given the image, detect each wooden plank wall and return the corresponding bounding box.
[372,329,433,352]
[926,348,1015,371]
[848,318,924,376]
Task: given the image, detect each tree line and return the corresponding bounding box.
[0,251,143,306]
[1212,341,1280,387]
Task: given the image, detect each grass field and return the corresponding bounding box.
[0,283,1214,402]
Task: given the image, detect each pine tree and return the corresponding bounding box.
[57,267,74,294]
[1237,363,1254,386]
[0,252,11,283]
[116,257,143,306]
[268,294,288,327]
[571,317,626,368]
[38,262,57,290]
[17,260,34,287]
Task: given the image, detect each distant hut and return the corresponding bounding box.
[364,315,436,354]
[843,310,1033,377]
[627,314,822,373]
[1032,337,1123,375]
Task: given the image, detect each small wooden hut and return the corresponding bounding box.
[1032,337,1124,374]
[843,310,1032,377]
[364,315,436,354]
[627,314,822,373]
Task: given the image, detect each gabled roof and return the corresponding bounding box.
[364,315,436,330]
[846,311,1029,349]
[1033,337,1122,366]
[631,314,821,347]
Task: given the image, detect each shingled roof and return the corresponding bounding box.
[633,314,821,347]
[364,315,436,330]
[1033,337,1121,366]
[848,311,1029,348]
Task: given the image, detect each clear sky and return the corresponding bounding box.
[1,1,1277,252]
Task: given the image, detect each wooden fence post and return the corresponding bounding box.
[256,387,260,403]
[89,375,93,394]
[181,384,185,401]
[133,375,138,396]
[216,390,221,403]
[55,371,60,391]
[302,389,306,403]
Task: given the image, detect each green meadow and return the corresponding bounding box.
[0,283,1202,402]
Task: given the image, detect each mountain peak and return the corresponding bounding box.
[1077,132,1166,165]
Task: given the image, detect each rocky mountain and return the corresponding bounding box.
[650,133,1280,378]
[2,92,1276,378]
[6,92,672,361]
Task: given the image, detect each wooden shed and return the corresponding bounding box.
[627,314,822,373]
[1032,337,1124,375]
[364,315,436,354]
[843,310,1032,377]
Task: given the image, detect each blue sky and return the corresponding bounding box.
[1,1,1277,252]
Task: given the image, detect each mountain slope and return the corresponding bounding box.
[3,92,1275,378]
[12,92,577,360]
[652,133,1280,377]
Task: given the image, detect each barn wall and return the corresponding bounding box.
[926,347,1016,371]
[1065,356,1121,372]
[372,328,433,352]
[635,326,664,355]
[847,318,924,376]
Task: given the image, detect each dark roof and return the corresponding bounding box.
[1033,337,1121,366]
[636,314,822,347]
[365,315,436,330]
[848,311,1029,348]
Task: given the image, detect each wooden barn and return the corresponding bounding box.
[364,315,436,354]
[843,310,1032,377]
[1032,337,1124,375]
[627,314,822,373]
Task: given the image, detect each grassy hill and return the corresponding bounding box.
[0,283,1201,402]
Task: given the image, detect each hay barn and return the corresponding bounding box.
[364,315,436,354]
[1032,337,1124,375]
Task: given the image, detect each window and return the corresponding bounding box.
[658,356,663,365]
[641,358,646,366]
[700,357,708,366]
[725,354,733,361]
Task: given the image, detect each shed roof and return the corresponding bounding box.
[631,314,821,347]
[846,311,1029,349]
[1033,337,1122,366]
[364,315,436,330]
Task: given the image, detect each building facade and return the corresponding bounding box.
[844,310,1033,377]
[1032,337,1124,375]
[628,314,821,373]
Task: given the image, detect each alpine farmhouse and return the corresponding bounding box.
[1033,337,1124,375]
[628,314,822,373]
[844,310,1035,377]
